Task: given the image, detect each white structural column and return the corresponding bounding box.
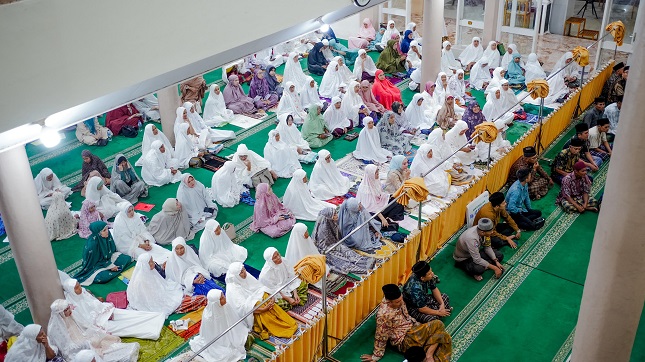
[570,31,645,361]
[0,146,63,326]
[482,0,502,41]
[421,0,444,86]
[157,84,181,146]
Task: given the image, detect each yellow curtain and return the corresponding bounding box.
[274,62,614,362]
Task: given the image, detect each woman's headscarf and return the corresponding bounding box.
[524,53,546,83]
[5,324,47,361]
[319,61,342,98]
[127,253,183,316]
[203,84,234,126]
[445,120,470,153]
[210,161,244,208]
[45,191,77,241]
[358,18,376,39]
[405,94,429,129]
[356,164,389,213]
[147,198,193,244]
[482,41,501,69]
[259,247,301,295]
[506,54,525,80]
[34,168,65,197]
[177,174,217,225]
[249,69,272,98]
[78,200,104,239]
[358,80,386,113]
[250,183,291,232]
[165,237,210,292]
[458,37,483,65]
[390,155,407,171]
[199,219,248,277]
[265,66,280,92]
[136,124,174,166]
[75,150,110,191]
[74,221,119,285]
[300,76,322,108]
[285,223,321,265]
[224,262,266,328]
[309,149,351,200]
[461,101,487,138]
[337,198,382,251]
[223,75,250,104]
[353,117,392,163]
[400,30,414,54]
[276,114,309,149]
[110,154,140,192]
[283,169,334,221]
[283,52,309,87]
[276,82,306,120]
[372,70,402,110]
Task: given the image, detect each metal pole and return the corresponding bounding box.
[319,267,340,361]
[535,96,545,154]
[487,143,492,168]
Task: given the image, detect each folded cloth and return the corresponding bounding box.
[473,122,499,143]
[294,255,326,284]
[392,177,429,206]
[572,46,590,67]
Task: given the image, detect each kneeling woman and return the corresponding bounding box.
[74,221,132,286]
[226,262,298,340]
[259,247,308,311]
[165,237,224,296]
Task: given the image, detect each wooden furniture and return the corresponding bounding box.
[516,0,532,28]
[579,29,600,40]
[564,17,586,37]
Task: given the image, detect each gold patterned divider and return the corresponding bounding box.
[272,61,614,362]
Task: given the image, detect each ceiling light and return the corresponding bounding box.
[40,127,61,148]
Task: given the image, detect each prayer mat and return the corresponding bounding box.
[253,325,304,346]
[336,154,391,178]
[287,289,334,325]
[167,306,204,340]
[121,325,185,362]
[117,266,135,285]
[202,155,227,172]
[386,75,404,84]
[229,114,266,129]
[310,272,356,297]
[353,238,399,259]
[133,202,155,212]
[325,192,356,206]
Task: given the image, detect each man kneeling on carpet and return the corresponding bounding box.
[402,261,452,323]
[453,218,504,282]
[361,284,452,362]
[473,192,521,249]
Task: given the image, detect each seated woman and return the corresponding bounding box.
[174,123,203,169]
[63,279,165,340]
[84,176,126,219]
[502,44,524,70]
[47,299,139,362]
[445,120,477,165]
[276,114,310,151]
[136,124,177,167]
[104,103,142,136]
[177,174,218,231]
[113,202,170,263]
[482,87,514,125]
[184,101,235,143]
[203,84,235,127]
[338,198,382,252]
[410,144,452,198]
[232,143,276,188]
[469,57,491,91]
[132,94,161,122]
[223,75,259,115]
[486,67,506,93]
[348,18,376,50]
[524,53,546,84]
[74,221,131,286]
[263,130,302,178]
[283,52,309,88]
[324,97,353,137]
[378,111,412,156]
[147,198,194,245]
[330,41,359,68]
[402,94,429,133]
[75,117,110,146]
[259,247,308,311]
[384,155,411,195]
[110,154,147,204]
[34,168,72,210]
[165,237,224,296]
[199,219,247,277]
[313,208,375,274]
[359,80,386,116]
[461,102,487,138]
[420,82,442,123]
[506,54,526,86]
[266,66,283,96]
[4,324,61,362]
[276,82,308,124]
[302,104,333,149]
[357,164,405,225]
[372,70,402,110]
[436,96,460,131]
[73,150,111,192]
[307,42,329,76]
[141,140,183,186]
[448,70,467,106]
[475,119,511,162]
[309,149,350,200]
[353,117,392,163]
[45,192,77,241]
[300,76,323,109]
[128,253,207,317]
[482,41,501,70]
[500,80,523,113]
[180,76,207,112]
[211,161,245,208]
[189,290,250,362]
[251,183,296,238]
[283,169,334,221]
[406,40,422,70]
[249,69,279,111]
[458,37,483,71]
[353,49,378,82]
[376,36,405,74]
[318,61,343,99]
[441,41,462,74]
[225,262,298,340]
[342,80,375,127]
[77,200,109,239]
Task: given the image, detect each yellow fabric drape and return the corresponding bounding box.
[572,46,590,67]
[254,292,298,340]
[527,79,550,99]
[392,177,429,206]
[294,255,326,284]
[606,20,625,46]
[473,122,499,143]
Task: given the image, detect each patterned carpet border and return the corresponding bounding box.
[552,328,576,362]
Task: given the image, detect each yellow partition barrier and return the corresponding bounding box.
[273,61,614,362]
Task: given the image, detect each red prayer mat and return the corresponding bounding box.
[133,202,154,212]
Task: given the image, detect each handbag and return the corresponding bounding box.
[531,217,546,230]
[120,125,138,138]
[223,222,236,240]
[106,291,128,309]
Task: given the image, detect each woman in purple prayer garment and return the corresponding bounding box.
[223,75,258,115]
[249,69,279,111]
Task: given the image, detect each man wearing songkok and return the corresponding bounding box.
[556,161,599,213]
[507,146,553,200]
[402,261,452,323]
[551,138,584,185]
[601,62,624,100]
[505,168,543,230]
[360,284,452,362]
[563,123,602,169]
[473,192,521,249]
[453,218,504,281]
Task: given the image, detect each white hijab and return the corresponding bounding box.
[177,174,217,225]
[225,262,266,328]
[309,149,351,200]
[263,130,302,178]
[356,164,389,213]
[469,56,491,90]
[199,220,248,277]
[259,247,301,295]
[426,128,451,160]
[353,117,392,163]
[211,161,243,208]
[500,81,521,112]
[174,122,199,169]
[276,81,307,120]
[112,202,154,257]
[127,253,183,317]
[5,324,51,362]
[136,124,175,166]
[141,140,182,186]
[285,223,321,265]
[46,299,96,361]
[324,97,352,130]
[447,70,466,101]
[300,76,322,108]
[482,41,501,69]
[283,52,309,89]
[283,169,334,221]
[483,87,507,121]
[501,44,525,70]
[165,237,210,293]
[524,53,546,83]
[406,93,431,129]
[203,84,234,127]
[0,305,23,341]
[435,72,449,102]
[459,37,483,65]
[353,49,378,81]
[232,144,272,178]
[487,67,506,93]
[189,290,248,362]
[62,279,113,331]
[381,20,399,46]
[34,168,64,197]
[319,61,343,98]
[441,41,461,73]
[445,120,470,153]
[409,144,451,197]
[183,102,208,134]
[276,114,309,150]
[334,56,355,84]
[341,80,366,121]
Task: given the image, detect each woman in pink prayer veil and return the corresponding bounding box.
[250,183,296,238]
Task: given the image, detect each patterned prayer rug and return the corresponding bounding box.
[287,289,335,325]
[336,154,391,178]
[353,238,399,259]
[229,114,266,129]
[167,307,205,340]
